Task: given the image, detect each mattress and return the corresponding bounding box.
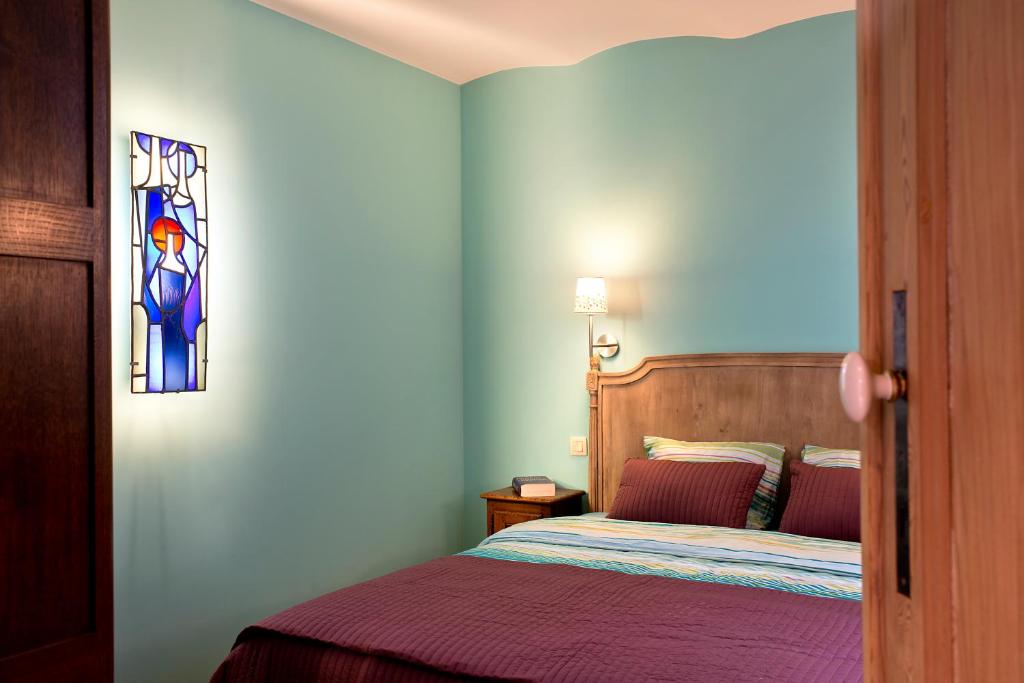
[212,515,862,682]
[466,513,861,600]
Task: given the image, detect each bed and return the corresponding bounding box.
[212,353,862,682]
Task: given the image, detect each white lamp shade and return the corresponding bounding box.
[574,277,608,313]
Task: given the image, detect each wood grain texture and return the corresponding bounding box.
[0,257,91,656]
[0,199,98,261]
[855,2,886,678]
[907,1,952,680]
[859,0,954,680]
[587,354,857,514]
[0,0,91,205]
[0,0,111,680]
[479,487,586,505]
[879,0,914,672]
[948,1,1024,679]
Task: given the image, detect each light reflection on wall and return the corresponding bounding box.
[461,11,858,545]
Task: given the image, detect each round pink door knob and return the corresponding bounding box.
[839,352,908,423]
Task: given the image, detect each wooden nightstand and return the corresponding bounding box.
[480,487,585,535]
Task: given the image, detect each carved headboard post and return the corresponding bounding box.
[586,353,858,516]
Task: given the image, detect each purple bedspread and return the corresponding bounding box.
[212,555,861,682]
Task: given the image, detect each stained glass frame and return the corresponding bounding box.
[129,131,209,393]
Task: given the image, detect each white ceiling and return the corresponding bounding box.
[252,0,855,84]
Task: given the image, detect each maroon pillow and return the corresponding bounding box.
[779,461,860,541]
[607,459,765,528]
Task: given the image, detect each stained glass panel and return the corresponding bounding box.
[130,131,208,393]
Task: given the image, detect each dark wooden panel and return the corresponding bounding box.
[0,256,92,656]
[0,0,91,205]
[0,0,110,679]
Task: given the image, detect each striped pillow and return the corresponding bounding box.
[802,445,861,469]
[643,437,786,530]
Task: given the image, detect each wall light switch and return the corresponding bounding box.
[570,436,588,456]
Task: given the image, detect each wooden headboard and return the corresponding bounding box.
[586,353,859,517]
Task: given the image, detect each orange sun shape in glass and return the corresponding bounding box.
[151,217,185,254]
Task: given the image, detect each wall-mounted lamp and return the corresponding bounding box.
[574,277,620,361]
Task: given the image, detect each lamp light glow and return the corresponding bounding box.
[574,277,608,314]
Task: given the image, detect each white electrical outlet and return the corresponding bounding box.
[570,436,588,456]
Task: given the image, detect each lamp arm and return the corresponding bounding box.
[588,314,595,359]
[583,312,619,362]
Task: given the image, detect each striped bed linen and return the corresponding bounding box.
[802,444,862,468]
[463,513,861,601]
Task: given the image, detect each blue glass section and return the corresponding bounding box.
[169,145,198,178]
[176,202,197,240]
[159,138,175,157]
[148,325,163,392]
[143,250,162,320]
[162,328,188,391]
[182,278,201,342]
[144,190,163,279]
[139,190,162,319]
[136,133,152,153]
[159,269,188,392]
[143,278,160,319]
[159,268,184,312]
[187,343,197,391]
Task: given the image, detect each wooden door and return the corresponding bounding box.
[0,1,112,681]
[947,2,1024,679]
[860,0,1024,680]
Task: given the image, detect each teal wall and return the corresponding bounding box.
[461,12,857,544]
[110,1,462,681]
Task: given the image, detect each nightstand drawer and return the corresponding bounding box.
[490,507,542,533]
